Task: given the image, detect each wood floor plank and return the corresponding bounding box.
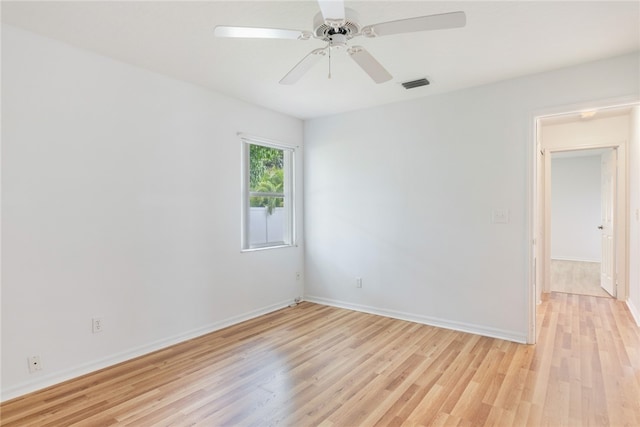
[2,293,639,426]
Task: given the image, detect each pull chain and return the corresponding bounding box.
[328,47,332,79]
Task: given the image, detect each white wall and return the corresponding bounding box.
[550,155,601,262]
[304,52,639,342]
[1,26,304,400]
[629,106,640,325]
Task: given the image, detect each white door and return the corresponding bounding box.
[600,149,615,296]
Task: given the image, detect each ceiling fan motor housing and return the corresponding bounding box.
[313,8,362,41]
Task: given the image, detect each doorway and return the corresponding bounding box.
[529,102,636,343]
[549,148,614,298]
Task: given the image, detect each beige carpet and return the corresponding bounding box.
[550,259,611,298]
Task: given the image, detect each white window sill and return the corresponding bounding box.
[241,244,297,253]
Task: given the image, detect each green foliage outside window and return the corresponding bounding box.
[249,145,285,215]
[250,169,284,214]
[249,145,283,190]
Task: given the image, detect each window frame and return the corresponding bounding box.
[240,134,296,251]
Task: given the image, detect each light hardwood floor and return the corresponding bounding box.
[2,294,639,426]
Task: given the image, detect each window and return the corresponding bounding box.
[241,135,295,250]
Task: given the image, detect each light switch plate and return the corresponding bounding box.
[492,209,509,224]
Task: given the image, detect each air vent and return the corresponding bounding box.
[402,78,430,89]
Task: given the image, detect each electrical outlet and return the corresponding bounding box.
[92,317,104,334]
[28,355,42,373]
[356,277,363,288]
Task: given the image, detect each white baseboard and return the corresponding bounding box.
[303,295,527,344]
[1,299,293,402]
[627,299,640,327]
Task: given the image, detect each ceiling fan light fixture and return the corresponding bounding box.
[402,78,430,89]
[328,33,348,50]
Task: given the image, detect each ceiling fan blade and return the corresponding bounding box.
[280,48,327,85]
[317,0,345,24]
[361,11,466,38]
[348,46,392,84]
[214,26,311,40]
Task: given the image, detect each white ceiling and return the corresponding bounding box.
[2,1,639,119]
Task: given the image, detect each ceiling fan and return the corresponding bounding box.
[214,0,466,85]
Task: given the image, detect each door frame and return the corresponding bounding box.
[527,97,638,344]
